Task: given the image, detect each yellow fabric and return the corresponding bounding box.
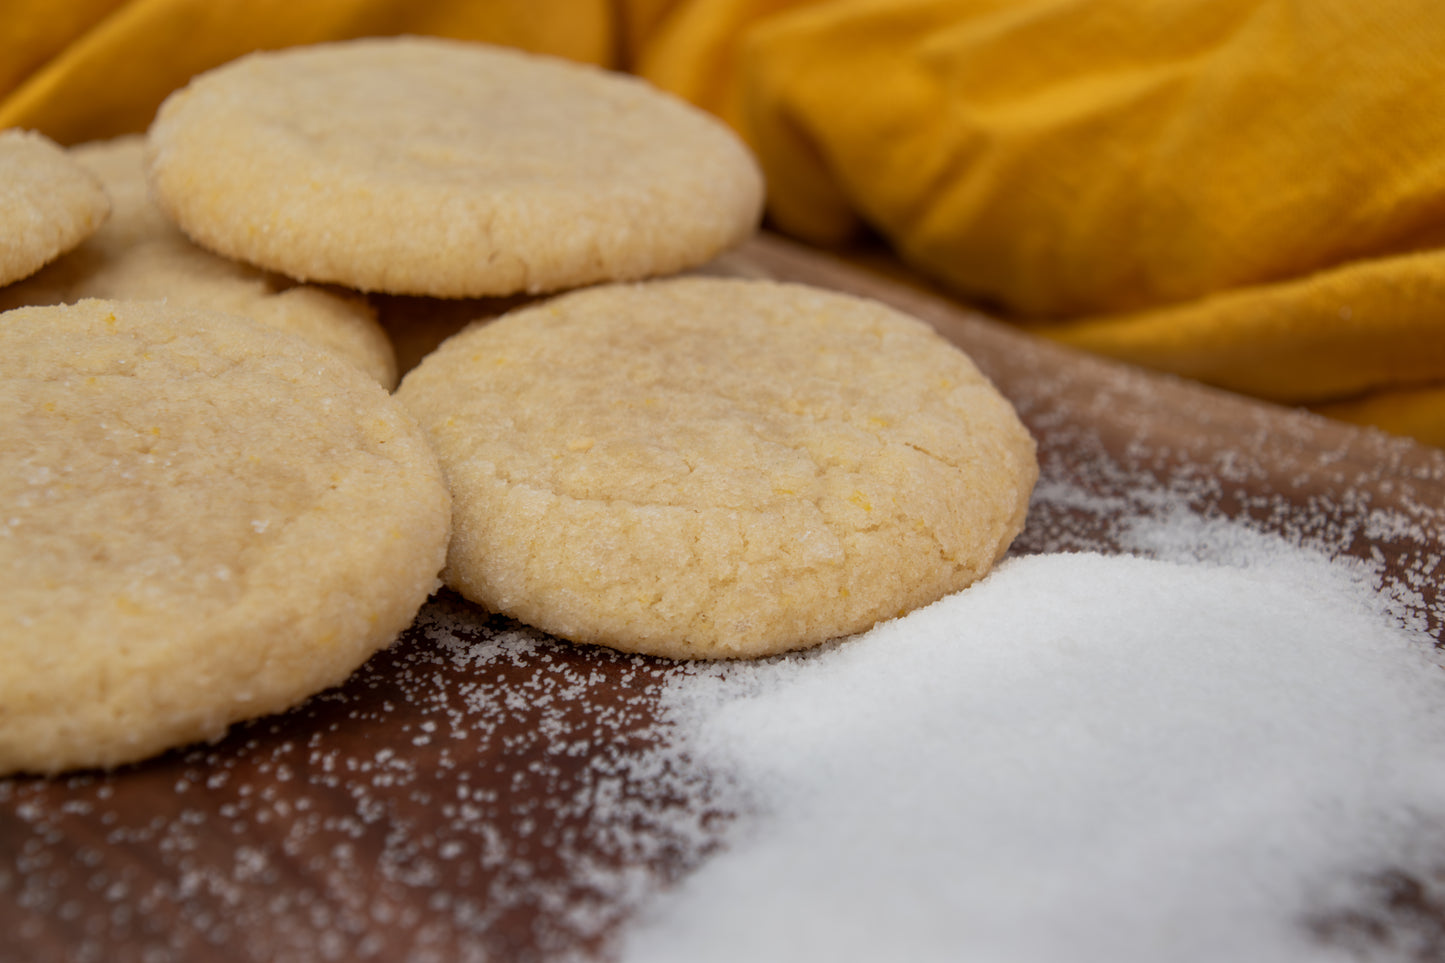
[1314,386,1445,451]
[0,0,130,101]
[7,0,1445,447]
[1041,248,1445,406]
[635,0,826,131]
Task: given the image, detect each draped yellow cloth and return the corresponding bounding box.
[7,0,1445,445]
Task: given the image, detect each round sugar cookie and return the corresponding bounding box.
[0,299,451,776]
[146,37,765,297]
[396,278,1038,659]
[0,129,110,287]
[1,136,397,389]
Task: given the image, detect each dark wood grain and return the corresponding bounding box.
[5,233,1444,962]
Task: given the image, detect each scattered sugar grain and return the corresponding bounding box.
[618,519,1445,962]
[8,434,1445,963]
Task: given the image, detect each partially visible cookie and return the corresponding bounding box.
[0,299,451,775]
[1,136,397,389]
[396,278,1038,659]
[146,37,765,298]
[0,129,110,287]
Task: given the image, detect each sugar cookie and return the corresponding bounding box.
[146,37,765,297]
[396,278,1037,659]
[1,136,397,389]
[0,299,451,775]
[0,129,109,287]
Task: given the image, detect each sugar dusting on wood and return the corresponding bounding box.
[6,244,1445,961]
[2,607,738,962]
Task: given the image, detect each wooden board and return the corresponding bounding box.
[5,233,1445,962]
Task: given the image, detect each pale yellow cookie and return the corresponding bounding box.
[146,37,765,297]
[1,136,397,389]
[0,299,451,775]
[396,278,1037,659]
[0,129,110,287]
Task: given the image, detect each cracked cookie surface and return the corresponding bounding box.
[396,277,1037,658]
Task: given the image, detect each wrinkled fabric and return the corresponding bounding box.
[6,0,1445,445]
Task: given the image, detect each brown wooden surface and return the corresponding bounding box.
[5,233,1445,962]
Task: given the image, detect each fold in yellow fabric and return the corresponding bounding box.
[6,0,1445,446]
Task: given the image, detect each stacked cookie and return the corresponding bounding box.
[1,135,397,386]
[1,37,1035,775]
[1,108,450,776]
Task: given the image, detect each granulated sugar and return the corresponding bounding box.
[6,496,1445,962]
[6,501,1445,962]
[614,519,1445,962]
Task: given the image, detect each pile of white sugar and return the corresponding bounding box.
[612,512,1445,962]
